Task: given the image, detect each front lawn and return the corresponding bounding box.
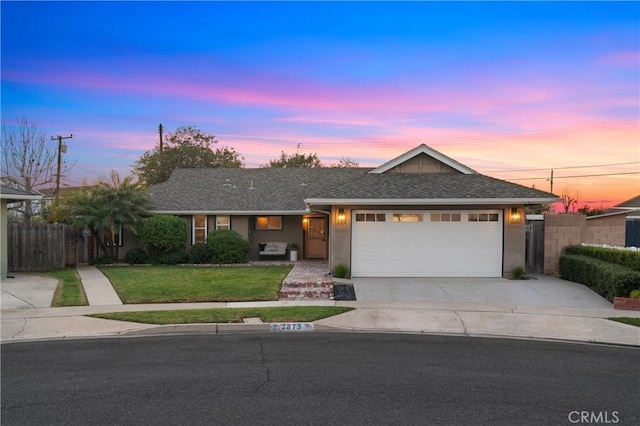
[608,317,640,328]
[89,306,354,324]
[98,265,292,304]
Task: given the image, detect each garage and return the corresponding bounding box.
[351,210,503,277]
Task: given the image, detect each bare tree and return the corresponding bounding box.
[1,117,72,223]
[560,188,578,213]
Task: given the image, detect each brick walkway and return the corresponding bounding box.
[280,260,334,300]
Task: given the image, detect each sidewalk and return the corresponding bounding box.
[1,266,639,346]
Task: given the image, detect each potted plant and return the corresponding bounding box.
[289,243,299,262]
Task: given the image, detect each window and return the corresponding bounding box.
[355,213,386,222]
[430,213,461,222]
[393,213,423,222]
[103,225,123,247]
[216,215,230,230]
[256,216,282,230]
[468,212,499,222]
[193,215,207,244]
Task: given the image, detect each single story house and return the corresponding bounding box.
[585,195,640,247]
[144,144,558,278]
[0,184,43,279]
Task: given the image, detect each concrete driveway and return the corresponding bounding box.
[1,273,57,310]
[351,275,613,309]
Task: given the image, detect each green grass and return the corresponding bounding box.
[42,267,88,307]
[89,306,354,324]
[98,265,292,304]
[608,317,640,328]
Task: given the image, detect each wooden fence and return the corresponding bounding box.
[7,222,84,272]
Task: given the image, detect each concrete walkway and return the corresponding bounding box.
[1,266,639,346]
[75,265,122,306]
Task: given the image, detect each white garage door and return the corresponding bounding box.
[351,210,503,277]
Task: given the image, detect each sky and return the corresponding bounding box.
[1,1,639,209]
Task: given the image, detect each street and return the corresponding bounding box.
[2,334,638,425]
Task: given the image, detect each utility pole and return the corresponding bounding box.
[51,134,73,200]
[158,123,164,181]
[549,169,554,194]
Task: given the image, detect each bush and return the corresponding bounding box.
[153,250,189,265]
[189,243,212,264]
[564,245,640,271]
[137,215,188,257]
[206,230,250,264]
[559,254,640,300]
[124,248,149,265]
[332,264,350,279]
[90,254,112,265]
[510,265,525,280]
[630,289,640,299]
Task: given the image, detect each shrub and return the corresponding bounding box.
[332,264,350,279]
[124,248,149,265]
[189,243,212,264]
[559,254,640,300]
[564,245,640,271]
[90,254,112,265]
[206,230,250,264]
[153,250,189,265]
[510,265,525,280]
[630,289,640,299]
[137,215,188,257]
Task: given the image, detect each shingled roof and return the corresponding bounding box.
[149,167,557,213]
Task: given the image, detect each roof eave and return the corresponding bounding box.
[304,197,561,206]
[151,209,310,215]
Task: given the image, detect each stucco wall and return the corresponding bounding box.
[502,206,526,276]
[585,215,625,246]
[250,215,303,260]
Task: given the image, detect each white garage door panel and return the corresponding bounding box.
[352,210,502,277]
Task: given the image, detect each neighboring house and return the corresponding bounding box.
[143,144,558,278]
[0,185,43,279]
[586,195,640,247]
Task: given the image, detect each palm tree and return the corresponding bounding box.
[51,171,152,261]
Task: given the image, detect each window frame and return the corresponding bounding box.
[193,215,208,244]
[216,215,231,230]
[104,225,123,247]
[256,216,283,230]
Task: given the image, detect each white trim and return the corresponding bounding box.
[215,215,231,230]
[586,210,632,219]
[0,193,43,201]
[369,144,476,175]
[305,197,560,206]
[192,214,208,245]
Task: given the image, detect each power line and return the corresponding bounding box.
[484,161,640,173]
[509,171,640,181]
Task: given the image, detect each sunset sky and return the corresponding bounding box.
[2,1,638,209]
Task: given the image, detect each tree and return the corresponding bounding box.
[262,150,323,168]
[328,157,360,168]
[576,205,607,217]
[560,189,578,213]
[1,116,72,224]
[133,125,243,186]
[51,171,152,261]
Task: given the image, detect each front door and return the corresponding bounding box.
[305,217,327,259]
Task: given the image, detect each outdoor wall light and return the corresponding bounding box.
[337,208,347,225]
[510,207,522,224]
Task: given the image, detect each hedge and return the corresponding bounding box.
[564,245,640,271]
[559,254,640,300]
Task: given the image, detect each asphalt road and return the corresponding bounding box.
[2,334,638,426]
